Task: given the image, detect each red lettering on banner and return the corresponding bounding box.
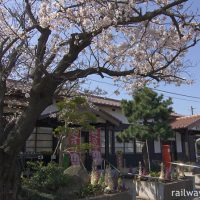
[69,131,80,146]
[89,128,101,150]
[68,132,81,166]
[90,128,102,166]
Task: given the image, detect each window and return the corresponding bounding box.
[100,129,113,154]
[135,140,144,153]
[115,133,135,153]
[125,142,134,153]
[154,137,161,153]
[26,127,53,153]
[176,133,182,153]
[115,133,124,153]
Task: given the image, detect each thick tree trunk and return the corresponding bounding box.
[0,80,6,135]
[0,76,58,200]
[0,81,17,200]
[0,152,19,200]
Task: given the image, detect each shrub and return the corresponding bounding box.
[78,184,103,199]
[22,162,71,193]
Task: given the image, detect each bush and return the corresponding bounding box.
[78,184,103,199]
[22,162,71,193]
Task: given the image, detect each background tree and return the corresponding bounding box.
[118,87,174,172]
[0,0,199,199]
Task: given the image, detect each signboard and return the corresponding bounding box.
[69,131,80,146]
[68,131,81,166]
[91,150,102,166]
[90,128,102,165]
[89,128,101,149]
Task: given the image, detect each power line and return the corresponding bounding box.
[163,95,200,103]
[151,88,200,100]
[86,78,115,86]
[86,77,200,101]
[104,75,200,100]
[84,78,200,104]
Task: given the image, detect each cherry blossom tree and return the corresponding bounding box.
[0,0,199,199]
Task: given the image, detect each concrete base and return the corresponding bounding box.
[134,178,194,200]
[195,174,200,186]
[80,191,133,200]
[185,172,200,186]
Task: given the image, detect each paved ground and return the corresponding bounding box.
[193,185,200,200]
[125,178,200,200]
[135,185,200,200]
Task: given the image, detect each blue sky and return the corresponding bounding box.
[83,0,200,116]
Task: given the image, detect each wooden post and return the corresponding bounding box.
[188,129,192,162]
[111,129,115,155]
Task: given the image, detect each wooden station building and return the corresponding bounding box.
[4,80,200,170]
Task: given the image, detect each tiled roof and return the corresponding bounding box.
[171,115,200,129]
[170,112,183,118]
[87,95,121,108]
[6,80,121,108]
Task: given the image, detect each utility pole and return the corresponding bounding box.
[191,106,195,115]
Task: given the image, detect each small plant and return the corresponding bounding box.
[22,162,71,193]
[78,184,103,198]
[149,171,160,177]
[116,150,123,155]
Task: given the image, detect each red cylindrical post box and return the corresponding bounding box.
[162,145,171,170]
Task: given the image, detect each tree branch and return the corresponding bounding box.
[0,38,18,60]
[117,0,188,25]
[25,0,43,32]
[4,42,24,78]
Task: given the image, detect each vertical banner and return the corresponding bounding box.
[89,128,101,150]
[90,128,102,166]
[68,131,81,166]
[69,131,80,146]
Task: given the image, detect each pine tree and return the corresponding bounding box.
[119,87,174,172]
